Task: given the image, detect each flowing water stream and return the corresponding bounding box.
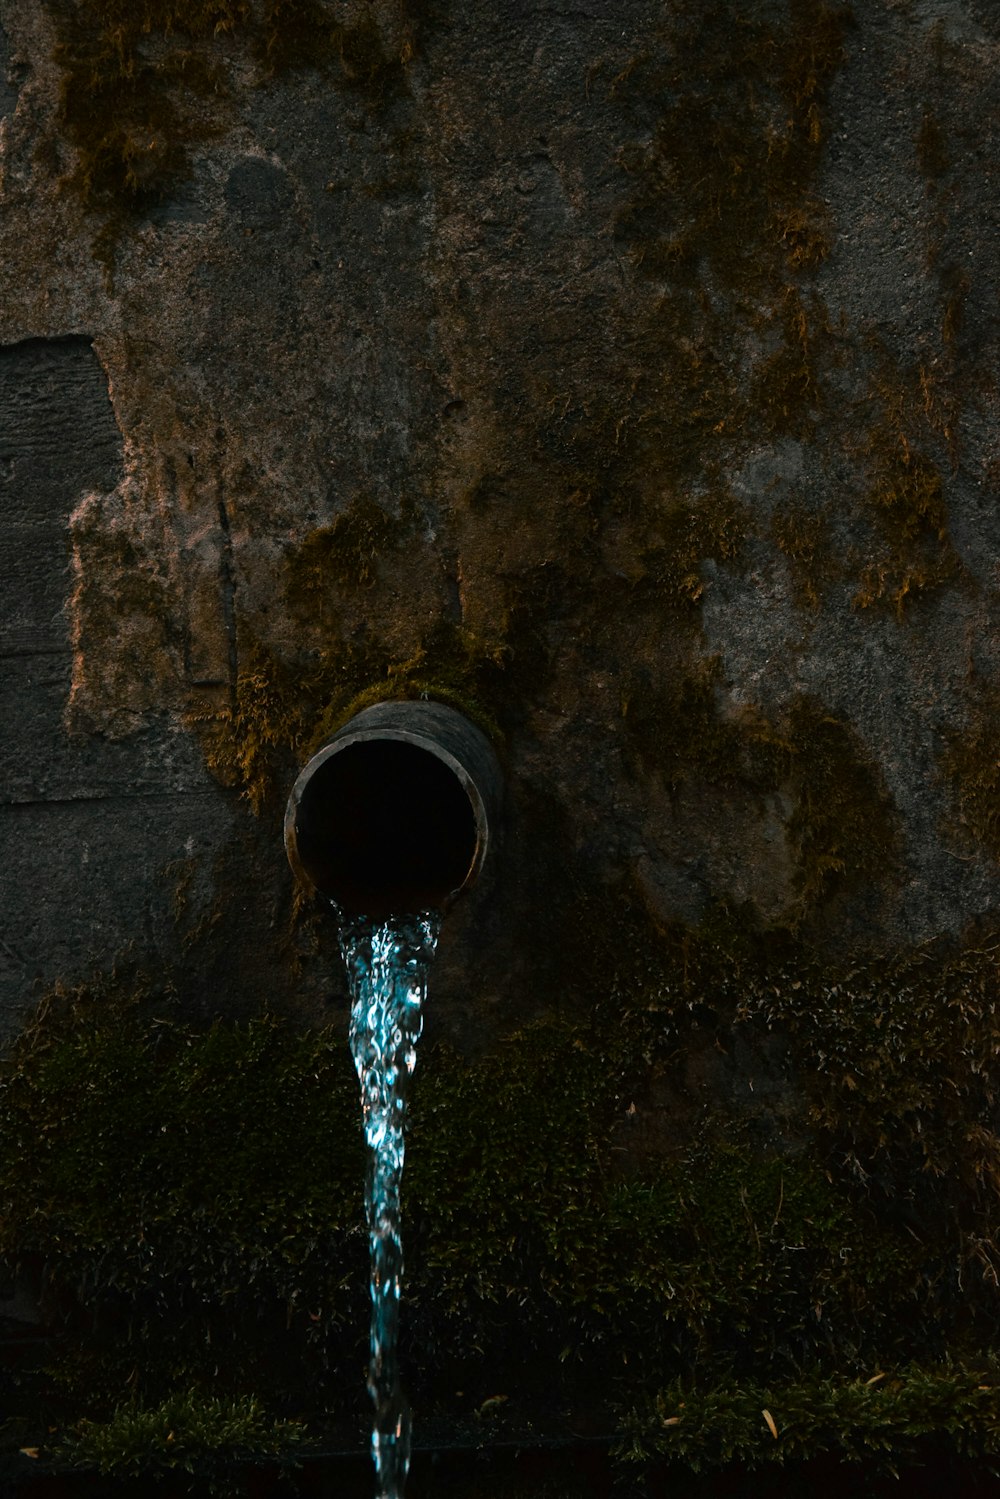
[338,910,443,1499]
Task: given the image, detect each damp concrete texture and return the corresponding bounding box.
[0,0,998,1045]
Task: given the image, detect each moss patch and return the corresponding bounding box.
[191,613,512,815]
[619,1364,1000,1474]
[784,698,899,914]
[614,0,851,292]
[49,0,416,258]
[939,687,1000,862]
[855,434,955,615]
[852,352,961,615]
[633,491,750,617]
[0,980,364,1419]
[770,499,830,610]
[288,494,411,598]
[2,924,1000,1475]
[194,637,306,815]
[56,1390,299,1481]
[622,676,899,923]
[585,0,853,511]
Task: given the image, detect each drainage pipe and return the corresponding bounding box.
[284,700,502,918]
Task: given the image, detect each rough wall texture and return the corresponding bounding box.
[4,0,1000,1477]
[0,0,998,1048]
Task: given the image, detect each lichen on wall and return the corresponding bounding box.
[2,0,1000,1481]
[0,0,995,1067]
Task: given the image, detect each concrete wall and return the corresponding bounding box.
[0,0,998,1050]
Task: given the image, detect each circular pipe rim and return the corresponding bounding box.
[284,708,495,912]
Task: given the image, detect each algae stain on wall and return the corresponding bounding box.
[8,0,997,1031]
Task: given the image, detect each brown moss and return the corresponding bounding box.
[289,494,407,597]
[51,0,413,259]
[851,349,961,615]
[194,608,511,817]
[255,1,407,96]
[623,674,898,921]
[255,0,338,70]
[775,200,831,271]
[53,1,242,229]
[770,499,830,610]
[750,288,832,439]
[634,491,749,616]
[194,639,306,814]
[783,698,899,915]
[939,689,1000,861]
[527,325,736,503]
[916,107,949,180]
[623,655,785,797]
[303,671,503,759]
[601,0,850,516]
[855,435,955,615]
[614,0,851,292]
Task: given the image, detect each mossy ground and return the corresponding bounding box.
[2,920,1000,1483]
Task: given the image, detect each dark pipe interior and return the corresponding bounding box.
[295,739,479,917]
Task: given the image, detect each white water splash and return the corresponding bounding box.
[338,910,442,1499]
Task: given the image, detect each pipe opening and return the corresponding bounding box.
[293,737,480,917]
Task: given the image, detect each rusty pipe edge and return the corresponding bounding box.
[284,700,503,920]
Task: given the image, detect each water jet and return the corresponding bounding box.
[285,700,501,1499]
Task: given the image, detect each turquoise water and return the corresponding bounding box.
[338,911,442,1499]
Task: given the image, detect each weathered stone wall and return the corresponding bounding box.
[0,0,998,1054]
[4,4,1000,1476]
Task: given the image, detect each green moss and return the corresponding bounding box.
[56,1391,299,1480]
[745,935,1000,1186]
[0,983,364,1419]
[618,1364,1000,1474]
[303,668,505,762]
[3,925,1000,1468]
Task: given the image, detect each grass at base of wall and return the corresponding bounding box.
[2,921,1000,1486]
[11,1370,1000,1494]
[618,1364,1000,1476]
[54,1390,301,1481]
